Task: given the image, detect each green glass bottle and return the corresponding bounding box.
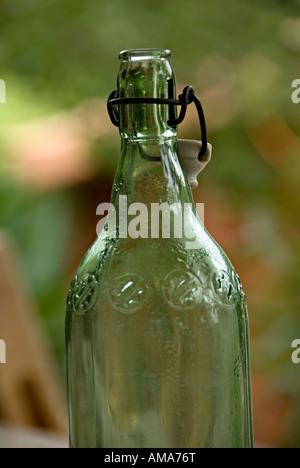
[65,49,253,448]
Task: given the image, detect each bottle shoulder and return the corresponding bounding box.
[67,225,247,318]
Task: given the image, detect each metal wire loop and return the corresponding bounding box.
[107,85,208,159]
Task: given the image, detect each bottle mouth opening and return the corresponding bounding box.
[119,48,172,61]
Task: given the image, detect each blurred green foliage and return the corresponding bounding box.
[0,0,300,447]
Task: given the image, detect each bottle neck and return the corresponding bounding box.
[110,49,197,239]
[111,137,194,208]
[117,49,177,140]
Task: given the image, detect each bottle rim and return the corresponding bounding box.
[119,48,172,61]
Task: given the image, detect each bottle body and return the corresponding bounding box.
[65,49,253,448]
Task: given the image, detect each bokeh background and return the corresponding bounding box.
[0,0,300,448]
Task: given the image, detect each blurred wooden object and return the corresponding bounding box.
[0,231,68,434]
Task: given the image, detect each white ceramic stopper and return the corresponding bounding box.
[177,139,212,189]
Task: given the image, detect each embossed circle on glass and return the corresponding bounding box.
[213,270,237,308]
[162,269,203,312]
[70,273,98,315]
[109,273,149,314]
